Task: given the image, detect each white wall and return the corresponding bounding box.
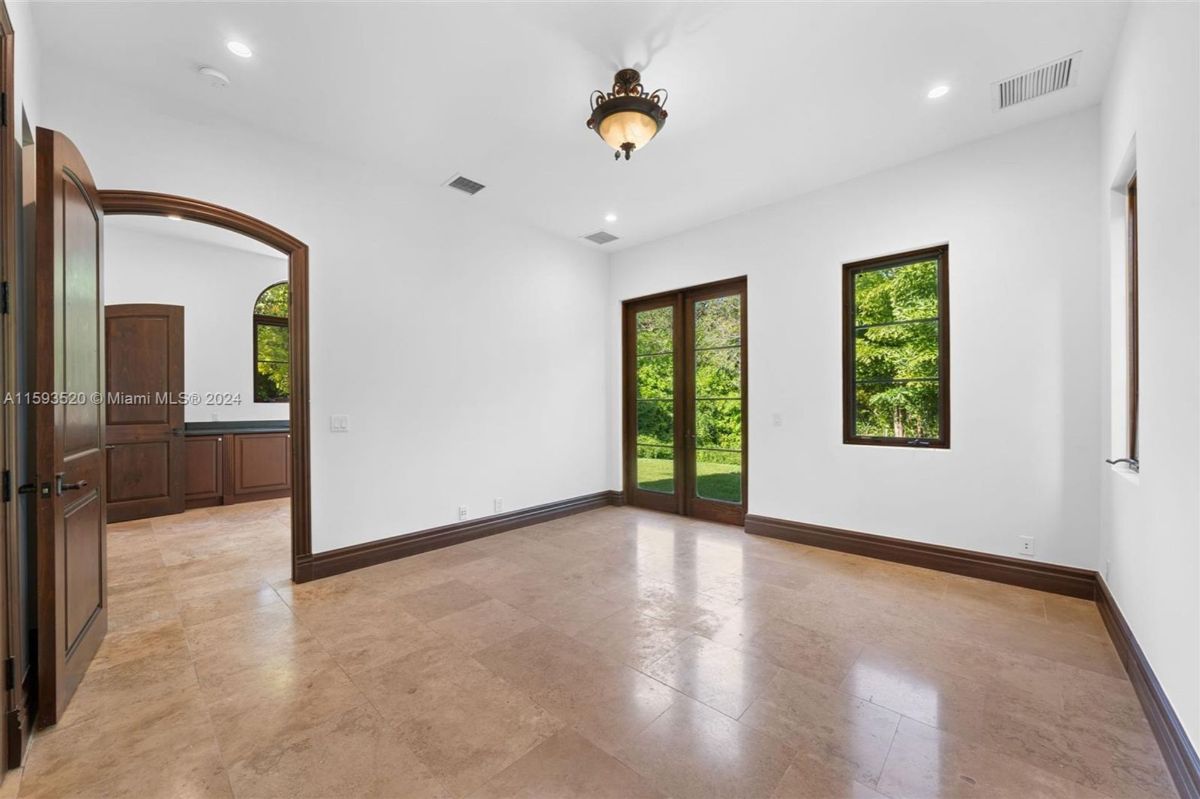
[1099,1,1200,750]
[104,223,290,423]
[7,0,40,135]
[36,72,610,554]
[609,109,1102,570]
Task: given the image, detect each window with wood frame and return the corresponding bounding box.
[253,281,289,402]
[1126,175,1139,462]
[843,245,949,448]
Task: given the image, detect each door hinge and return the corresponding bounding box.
[3,657,13,691]
[0,282,9,315]
[1,470,8,502]
[0,93,7,128]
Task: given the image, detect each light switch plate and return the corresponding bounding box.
[330,414,350,433]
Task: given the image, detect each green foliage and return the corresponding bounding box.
[254,282,290,402]
[852,259,941,439]
[254,282,290,317]
[633,297,743,501]
[636,458,741,503]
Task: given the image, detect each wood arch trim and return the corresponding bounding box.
[97,189,314,582]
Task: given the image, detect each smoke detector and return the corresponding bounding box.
[197,67,230,89]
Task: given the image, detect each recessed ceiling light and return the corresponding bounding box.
[166,215,183,221]
[605,213,618,223]
[226,41,253,58]
[927,85,950,99]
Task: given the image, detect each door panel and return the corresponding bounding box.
[623,298,683,514]
[684,284,747,525]
[623,278,747,524]
[35,127,106,725]
[104,304,184,522]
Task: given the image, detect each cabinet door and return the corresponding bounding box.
[228,432,291,501]
[184,436,223,506]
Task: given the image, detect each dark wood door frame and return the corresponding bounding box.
[621,276,748,525]
[0,0,17,771]
[97,190,314,582]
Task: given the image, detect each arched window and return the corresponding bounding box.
[253,281,289,402]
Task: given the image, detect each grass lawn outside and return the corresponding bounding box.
[636,457,742,503]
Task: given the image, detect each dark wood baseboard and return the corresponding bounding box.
[298,490,624,582]
[1096,577,1200,799]
[743,514,1096,599]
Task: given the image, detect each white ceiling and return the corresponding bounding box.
[31,1,1128,251]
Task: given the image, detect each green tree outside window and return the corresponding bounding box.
[253,282,289,402]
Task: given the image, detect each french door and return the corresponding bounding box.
[622,277,747,525]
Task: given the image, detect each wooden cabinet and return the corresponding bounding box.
[184,435,223,507]
[184,431,289,510]
[226,432,291,503]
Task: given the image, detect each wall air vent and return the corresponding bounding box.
[445,175,486,195]
[992,51,1080,111]
[583,230,619,245]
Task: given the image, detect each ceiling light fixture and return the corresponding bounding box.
[604,213,618,223]
[586,68,668,161]
[226,41,253,58]
[167,215,183,221]
[927,85,950,99]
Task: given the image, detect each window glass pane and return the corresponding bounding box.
[637,445,674,493]
[255,323,290,401]
[695,450,741,503]
[695,399,742,450]
[636,354,674,399]
[256,323,288,358]
[694,295,741,349]
[637,400,674,448]
[854,380,940,440]
[854,320,938,383]
[255,360,289,401]
[254,282,290,318]
[854,259,937,327]
[636,306,673,355]
[851,256,942,442]
[695,348,741,399]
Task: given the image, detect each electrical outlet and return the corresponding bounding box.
[458,505,468,521]
[494,498,503,513]
[330,414,350,433]
[772,413,784,428]
[1018,536,1036,557]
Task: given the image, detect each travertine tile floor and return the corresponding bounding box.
[7,501,1177,799]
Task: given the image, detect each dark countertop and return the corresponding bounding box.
[184,420,289,436]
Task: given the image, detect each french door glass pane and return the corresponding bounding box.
[636,306,675,493]
[636,306,674,355]
[693,294,742,504]
[696,450,742,504]
[637,445,675,494]
[636,400,674,447]
[694,400,742,450]
[694,295,741,349]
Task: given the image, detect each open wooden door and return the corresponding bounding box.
[34,128,106,726]
[105,304,184,523]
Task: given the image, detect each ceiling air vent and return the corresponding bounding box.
[583,230,619,245]
[445,174,486,195]
[992,51,1080,111]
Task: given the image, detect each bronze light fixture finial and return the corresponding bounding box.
[586,68,669,161]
